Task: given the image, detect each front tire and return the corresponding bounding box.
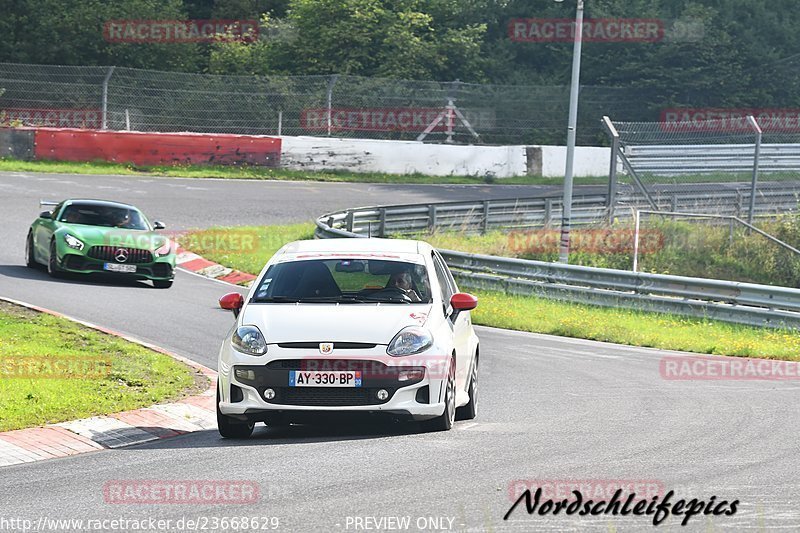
[25,232,37,268]
[216,387,254,439]
[424,358,456,432]
[47,240,62,278]
[153,280,173,289]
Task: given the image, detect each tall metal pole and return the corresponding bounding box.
[101,66,115,130]
[747,114,762,226]
[558,0,584,263]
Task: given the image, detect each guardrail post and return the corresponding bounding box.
[428,205,437,232]
[482,201,489,234]
[544,198,553,227]
[378,208,386,237]
[747,115,762,226]
[735,190,744,219]
[345,210,354,233]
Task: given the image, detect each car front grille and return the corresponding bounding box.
[276,342,377,350]
[266,359,384,371]
[87,246,153,264]
[268,387,392,406]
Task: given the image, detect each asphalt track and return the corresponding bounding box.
[1,171,799,532]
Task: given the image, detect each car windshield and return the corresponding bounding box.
[252,258,432,304]
[58,204,149,230]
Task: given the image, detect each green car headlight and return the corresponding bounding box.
[63,233,85,251]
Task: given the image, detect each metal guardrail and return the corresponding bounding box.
[624,144,800,175]
[315,200,800,329]
[315,189,800,240]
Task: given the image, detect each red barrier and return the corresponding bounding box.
[33,128,281,167]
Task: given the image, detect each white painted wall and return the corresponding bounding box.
[539,145,611,178]
[280,136,610,178]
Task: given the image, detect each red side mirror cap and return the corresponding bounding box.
[219,292,244,311]
[451,292,478,311]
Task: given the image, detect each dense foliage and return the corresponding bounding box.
[2,0,800,108]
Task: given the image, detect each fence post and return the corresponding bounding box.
[602,116,620,223]
[326,75,339,136]
[747,115,762,225]
[632,209,640,272]
[101,66,115,130]
[481,201,490,234]
[278,110,283,136]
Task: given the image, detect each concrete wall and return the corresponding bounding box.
[280,136,610,178]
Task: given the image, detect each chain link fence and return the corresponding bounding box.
[0,62,660,145]
[606,115,800,220]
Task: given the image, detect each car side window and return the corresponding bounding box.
[434,250,458,293]
[431,252,454,309]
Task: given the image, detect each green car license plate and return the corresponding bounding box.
[104,263,136,273]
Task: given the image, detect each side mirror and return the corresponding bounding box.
[219,292,244,317]
[451,293,478,311]
[39,210,53,220]
[153,221,166,230]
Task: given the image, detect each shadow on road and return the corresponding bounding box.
[0,264,155,289]
[135,420,434,449]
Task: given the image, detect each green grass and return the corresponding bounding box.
[176,223,316,275]
[0,301,200,431]
[0,157,606,186]
[471,291,800,360]
[180,223,800,360]
[414,215,800,286]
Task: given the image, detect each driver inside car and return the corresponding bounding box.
[386,270,422,302]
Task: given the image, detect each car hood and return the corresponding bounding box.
[59,224,166,250]
[241,303,433,345]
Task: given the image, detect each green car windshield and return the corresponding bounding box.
[58,204,149,230]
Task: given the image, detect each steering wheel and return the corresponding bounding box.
[371,286,413,302]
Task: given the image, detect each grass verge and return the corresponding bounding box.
[177,223,316,275]
[0,158,605,186]
[412,215,800,286]
[0,300,200,431]
[471,291,800,360]
[180,223,800,360]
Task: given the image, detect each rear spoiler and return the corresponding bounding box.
[39,200,58,208]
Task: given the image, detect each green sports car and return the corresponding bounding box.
[26,199,176,288]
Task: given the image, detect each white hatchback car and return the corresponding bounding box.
[216,238,480,438]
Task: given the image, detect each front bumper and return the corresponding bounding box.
[218,343,448,422]
[59,252,175,280]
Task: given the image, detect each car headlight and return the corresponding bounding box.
[155,239,172,257]
[387,326,433,357]
[232,325,268,356]
[63,233,84,251]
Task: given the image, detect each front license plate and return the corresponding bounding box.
[289,370,362,387]
[104,263,137,273]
